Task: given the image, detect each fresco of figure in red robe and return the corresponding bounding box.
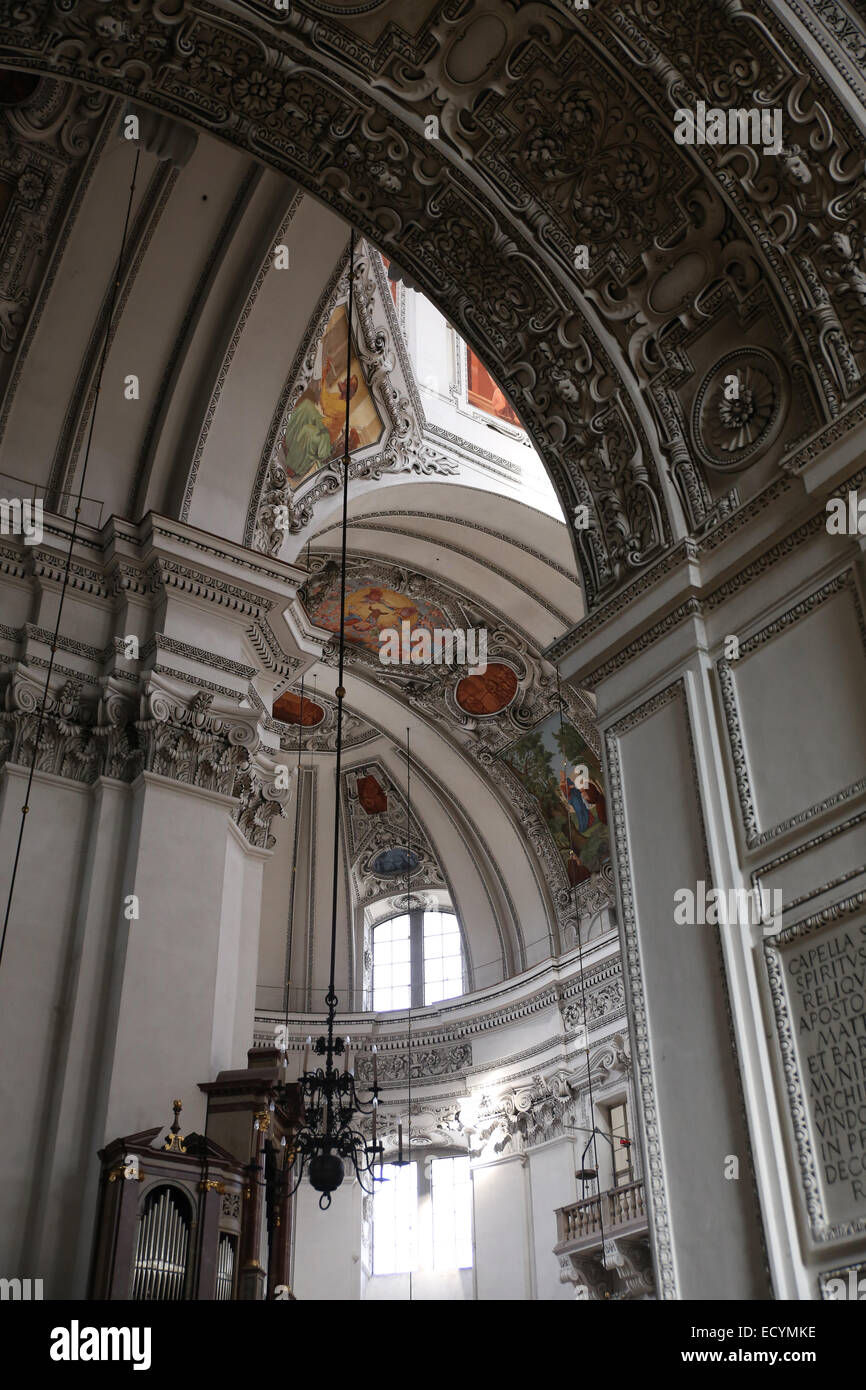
[466,348,522,428]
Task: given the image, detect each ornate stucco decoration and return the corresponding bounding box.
[342,760,448,907]
[1,669,110,785]
[467,1036,630,1160]
[468,1070,581,1159]
[5,0,862,607]
[298,552,552,728]
[0,73,109,371]
[264,684,378,753]
[297,551,615,939]
[231,754,290,850]
[559,1237,655,1302]
[131,683,259,792]
[250,238,456,553]
[354,1044,471,1089]
[691,348,789,471]
[0,666,275,819]
[560,975,626,1033]
[0,0,678,606]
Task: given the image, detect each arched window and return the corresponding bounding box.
[371,909,464,1011]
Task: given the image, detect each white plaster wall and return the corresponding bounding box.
[472,1157,532,1300]
[292,1180,362,1301]
[0,767,94,1287]
[528,1140,581,1301]
[103,775,240,1141]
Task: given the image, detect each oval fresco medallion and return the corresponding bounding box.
[455,662,518,716]
[272,690,325,726]
[371,848,420,878]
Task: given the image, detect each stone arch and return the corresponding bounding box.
[0,4,809,604]
[2,3,862,607]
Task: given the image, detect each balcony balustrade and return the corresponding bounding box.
[554,1178,654,1300]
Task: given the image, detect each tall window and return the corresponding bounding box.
[372,1157,472,1276]
[371,914,412,1013]
[422,911,463,1004]
[372,1162,418,1276]
[609,1101,634,1188]
[371,909,464,1011]
[430,1156,473,1271]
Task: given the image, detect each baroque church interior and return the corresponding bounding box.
[0,0,865,1320]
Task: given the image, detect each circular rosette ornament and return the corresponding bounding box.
[691,349,788,471]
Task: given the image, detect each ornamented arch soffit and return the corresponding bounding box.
[1,0,865,609]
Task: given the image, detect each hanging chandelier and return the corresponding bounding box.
[275,228,383,1209]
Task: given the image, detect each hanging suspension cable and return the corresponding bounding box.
[556,669,608,1273]
[0,146,142,976]
[284,675,306,1024]
[406,725,414,1303]
[325,228,356,1100]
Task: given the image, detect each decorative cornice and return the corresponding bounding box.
[142,633,256,680]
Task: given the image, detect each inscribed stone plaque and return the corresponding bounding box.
[769,915,866,1238]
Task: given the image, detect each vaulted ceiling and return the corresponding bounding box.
[0,0,864,996]
[2,0,864,609]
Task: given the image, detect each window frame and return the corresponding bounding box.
[370,907,464,1011]
[608,1099,634,1189]
[371,1153,473,1277]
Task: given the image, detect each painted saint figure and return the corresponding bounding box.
[559,765,608,834]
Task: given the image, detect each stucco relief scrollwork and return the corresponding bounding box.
[0,670,103,783]
[3,1,866,589]
[232,758,289,850]
[354,1043,471,1087]
[608,0,866,399]
[468,1039,629,1160]
[468,1069,580,1159]
[0,70,109,389]
[562,975,625,1032]
[134,684,257,792]
[0,667,280,835]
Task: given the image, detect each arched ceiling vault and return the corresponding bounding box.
[263,541,610,985]
[2,0,864,611]
[0,1,864,996]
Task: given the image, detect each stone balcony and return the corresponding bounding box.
[554,1178,655,1300]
